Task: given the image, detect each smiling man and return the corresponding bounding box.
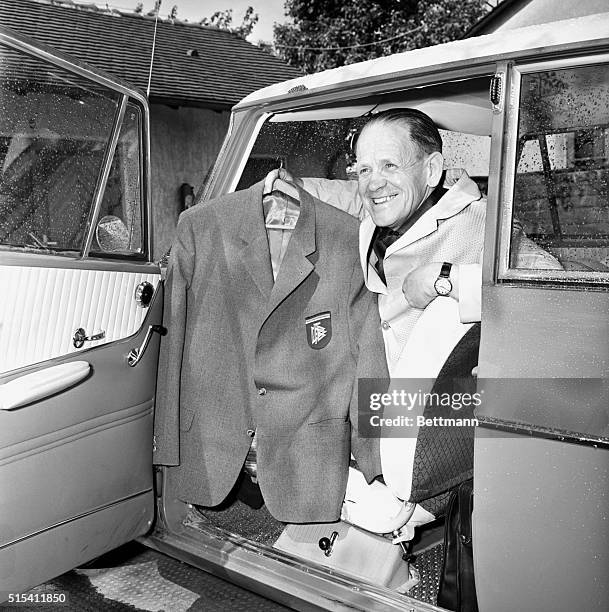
[352,109,485,374]
[271,108,561,374]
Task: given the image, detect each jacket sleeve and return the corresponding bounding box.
[347,260,389,483]
[153,213,195,465]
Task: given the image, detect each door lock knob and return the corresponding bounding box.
[318,531,339,557]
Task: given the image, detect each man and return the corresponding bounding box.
[292,108,561,374]
[281,108,561,526]
[352,109,483,372]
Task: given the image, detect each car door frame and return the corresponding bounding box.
[474,50,609,612]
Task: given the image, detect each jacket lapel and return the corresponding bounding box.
[237,181,274,299]
[265,188,316,316]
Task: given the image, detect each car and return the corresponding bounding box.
[1,13,608,612]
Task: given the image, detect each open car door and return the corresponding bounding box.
[0,27,161,596]
[474,55,609,612]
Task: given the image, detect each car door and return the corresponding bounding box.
[0,28,160,596]
[474,54,609,612]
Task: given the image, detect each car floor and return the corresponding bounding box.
[193,480,446,607]
[17,542,291,612]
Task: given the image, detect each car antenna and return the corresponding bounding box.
[146,0,162,98]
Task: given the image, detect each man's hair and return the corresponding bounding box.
[358,108,443,156]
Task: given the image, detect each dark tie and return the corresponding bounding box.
[372,227,401,283]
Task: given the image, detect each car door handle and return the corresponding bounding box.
[73,328,106,349]
[128,325,167,367]
[0,361,90,410]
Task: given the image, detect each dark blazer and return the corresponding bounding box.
[153,180,388,523]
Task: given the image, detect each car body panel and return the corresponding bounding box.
[474,431,609,612]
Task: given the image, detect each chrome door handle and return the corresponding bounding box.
[73,328,106,349]
[128,324,167,367]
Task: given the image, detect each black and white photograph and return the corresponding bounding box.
[0,1,607,610]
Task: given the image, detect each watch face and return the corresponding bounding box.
[434,276,452,296]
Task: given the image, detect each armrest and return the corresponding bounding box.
[0,361,90,410]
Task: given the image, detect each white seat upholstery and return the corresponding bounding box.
[381,298,473,502]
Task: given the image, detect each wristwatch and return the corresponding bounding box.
[434,262,453,296]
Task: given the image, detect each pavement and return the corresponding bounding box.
[4,542,291,612]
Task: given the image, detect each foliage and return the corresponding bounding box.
[274,0,491,74]
[199,6,259,39]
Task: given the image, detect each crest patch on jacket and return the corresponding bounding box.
[305,312,332,349]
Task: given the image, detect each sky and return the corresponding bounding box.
[72,1,289,43]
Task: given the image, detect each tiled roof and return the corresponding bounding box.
[0,0,302,108]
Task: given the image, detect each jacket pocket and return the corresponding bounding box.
[180,407,196,432]
[308,417,349,427]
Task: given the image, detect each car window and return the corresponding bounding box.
[234,77,492,199]
[0,41,145,258]
[508,61,609,277]
[89,101,144,256]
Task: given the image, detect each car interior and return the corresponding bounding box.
[187,66,608,604]
[197,74,495,604]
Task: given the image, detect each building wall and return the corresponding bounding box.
[485,0,608,32]
[515,169,609,235]
[149,104,230,259]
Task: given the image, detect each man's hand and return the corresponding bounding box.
[401,262,444,309]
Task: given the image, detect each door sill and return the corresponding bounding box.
[140,507,441,612]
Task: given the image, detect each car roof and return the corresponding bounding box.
[235,12,609,110]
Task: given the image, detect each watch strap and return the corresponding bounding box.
[440,262,452,279]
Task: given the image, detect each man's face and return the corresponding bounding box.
[355,122,432,229]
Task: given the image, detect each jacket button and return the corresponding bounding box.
[258,387,267,395]
[381,320,390,330]
[246,429,255,437]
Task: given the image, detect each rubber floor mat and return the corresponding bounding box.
[408,541,444,605]
[9,542,291,611]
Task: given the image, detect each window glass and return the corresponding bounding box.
[236,117,490,196]
[510,63,609,273]
[91,101,144,256]
[237,118,358,190]
[0,42,121,253]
